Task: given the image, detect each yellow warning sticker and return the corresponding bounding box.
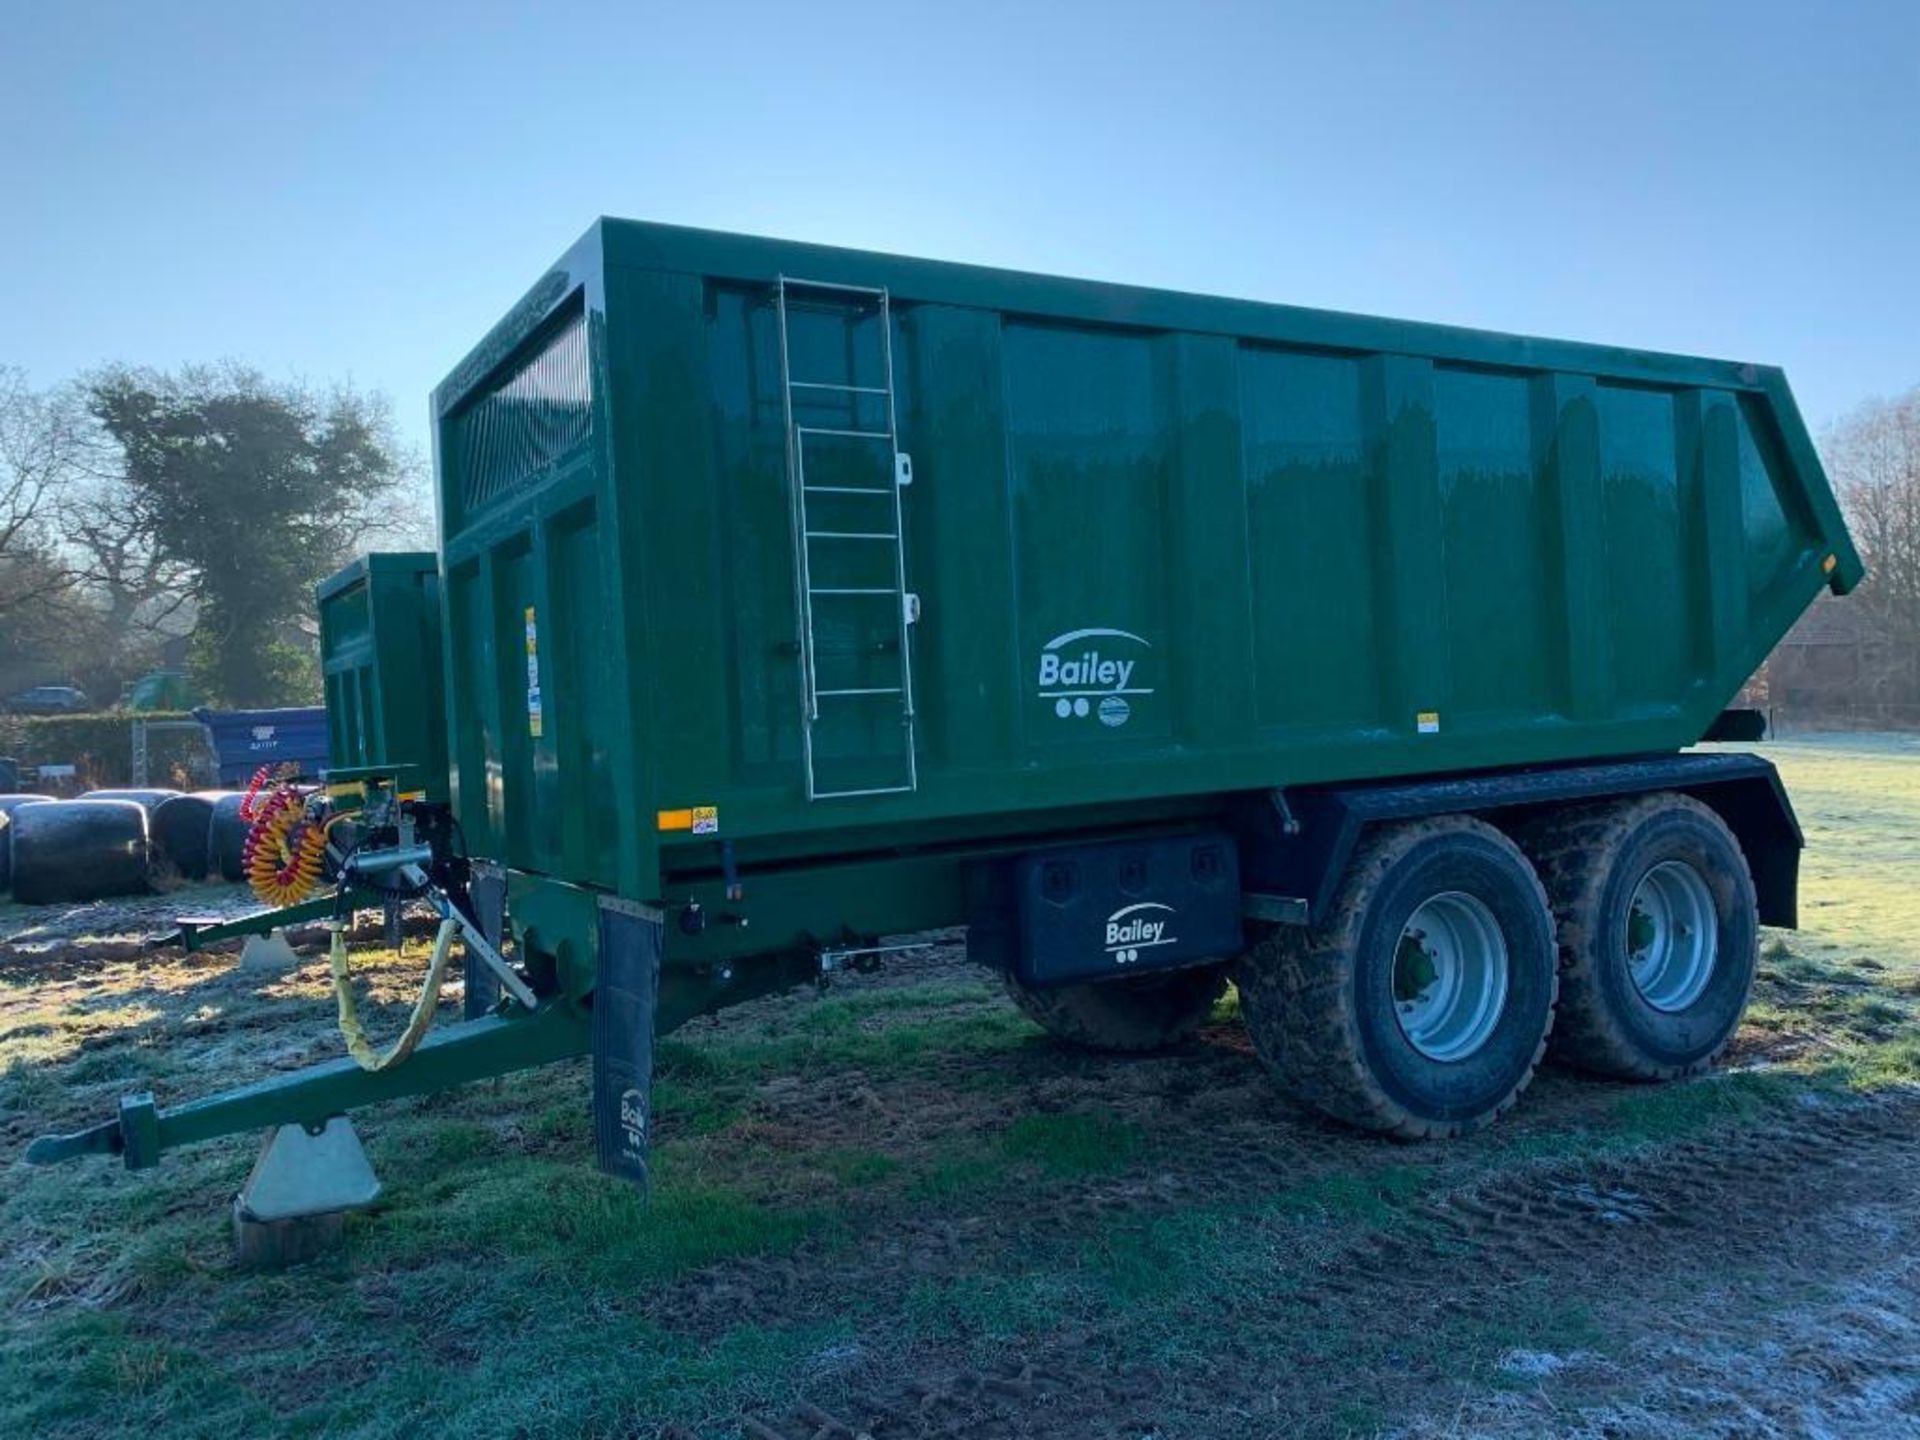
[658,806,720,835]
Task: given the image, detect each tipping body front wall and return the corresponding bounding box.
[431,218,1860,960]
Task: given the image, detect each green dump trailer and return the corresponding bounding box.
[32,219,1861,1195]
[318,552,449,806]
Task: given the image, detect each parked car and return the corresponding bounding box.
[5,685,90,715]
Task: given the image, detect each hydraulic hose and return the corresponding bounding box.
[330,915,459,1073]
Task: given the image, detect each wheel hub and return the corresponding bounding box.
[1627,860,1718,1012]
[1392,891,1511,1062]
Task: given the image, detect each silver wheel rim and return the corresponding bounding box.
[1627,860,1718,1012]
[1393,891,1511,1062]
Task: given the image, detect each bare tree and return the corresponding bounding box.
[0,366,78,621]
[55,400,195,650]
[1823,387,1920,705]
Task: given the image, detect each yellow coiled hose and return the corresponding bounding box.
[330,915,459,1072]
[242,785,329,907]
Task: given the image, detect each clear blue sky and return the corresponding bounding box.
[4,1,1915,464]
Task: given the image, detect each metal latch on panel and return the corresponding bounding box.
[895,452,913,487]
[903,593,921,626]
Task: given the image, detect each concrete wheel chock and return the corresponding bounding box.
[232,1118,381,1269]
[238,928,300,972]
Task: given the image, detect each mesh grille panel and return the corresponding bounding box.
[451,307,591,513]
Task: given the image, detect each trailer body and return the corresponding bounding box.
[318,552,449,804]
[435,220,1850,937]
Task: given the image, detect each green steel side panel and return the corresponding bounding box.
[1005,323,1174,751]
[316,552,450,803]
[433,233,653,900]
[1242,348,1378,731]
[429,218,1862,914]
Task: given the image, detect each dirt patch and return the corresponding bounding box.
[727,1089,1920,1439]
[1392,1141,1920,1438]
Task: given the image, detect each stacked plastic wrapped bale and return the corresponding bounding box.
[9,799,152,904]
[150,792,238,882]
[0,795,55,896]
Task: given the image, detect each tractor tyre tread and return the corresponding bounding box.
[1521,792,1757,1081]
[1236,815,1556,1140]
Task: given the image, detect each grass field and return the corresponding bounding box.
[1,735,1917,1438]
[1744,734,1920,974]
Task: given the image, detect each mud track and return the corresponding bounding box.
[721,1083,1920,1439]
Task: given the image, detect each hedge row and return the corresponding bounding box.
[0,711,214,790]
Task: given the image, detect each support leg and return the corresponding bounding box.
[592,899,662,1187]
[464,863,506,1019]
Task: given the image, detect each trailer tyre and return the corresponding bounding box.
[1522,793,1757,1080]
[1004,964,1229,1053]
[1236,816,1557,1139]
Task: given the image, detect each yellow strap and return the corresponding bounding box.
[330,916,459,1073]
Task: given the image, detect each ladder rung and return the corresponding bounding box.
[798,426,892,441]
[806,530,897,541]
[816,687,903,697]
[812,783,915,799]
[780,276,888,298]
[809,587,896,596]
[803,485,891,496]
[789,380,890,396]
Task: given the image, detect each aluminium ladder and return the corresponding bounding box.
[774,276,918,800]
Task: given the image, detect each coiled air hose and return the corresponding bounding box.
[241,783,330,907]
[330,915,459,1072]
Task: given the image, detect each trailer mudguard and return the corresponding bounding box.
[1233,752,1802,930]
[591,898,662,1187]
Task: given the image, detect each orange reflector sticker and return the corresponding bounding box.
[1822,554,1838,574]
[657,806,720,835]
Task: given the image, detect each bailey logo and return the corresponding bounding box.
[1104,901,1177,964]
[619,1086,647,1161]
[1037,627,1153,725]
